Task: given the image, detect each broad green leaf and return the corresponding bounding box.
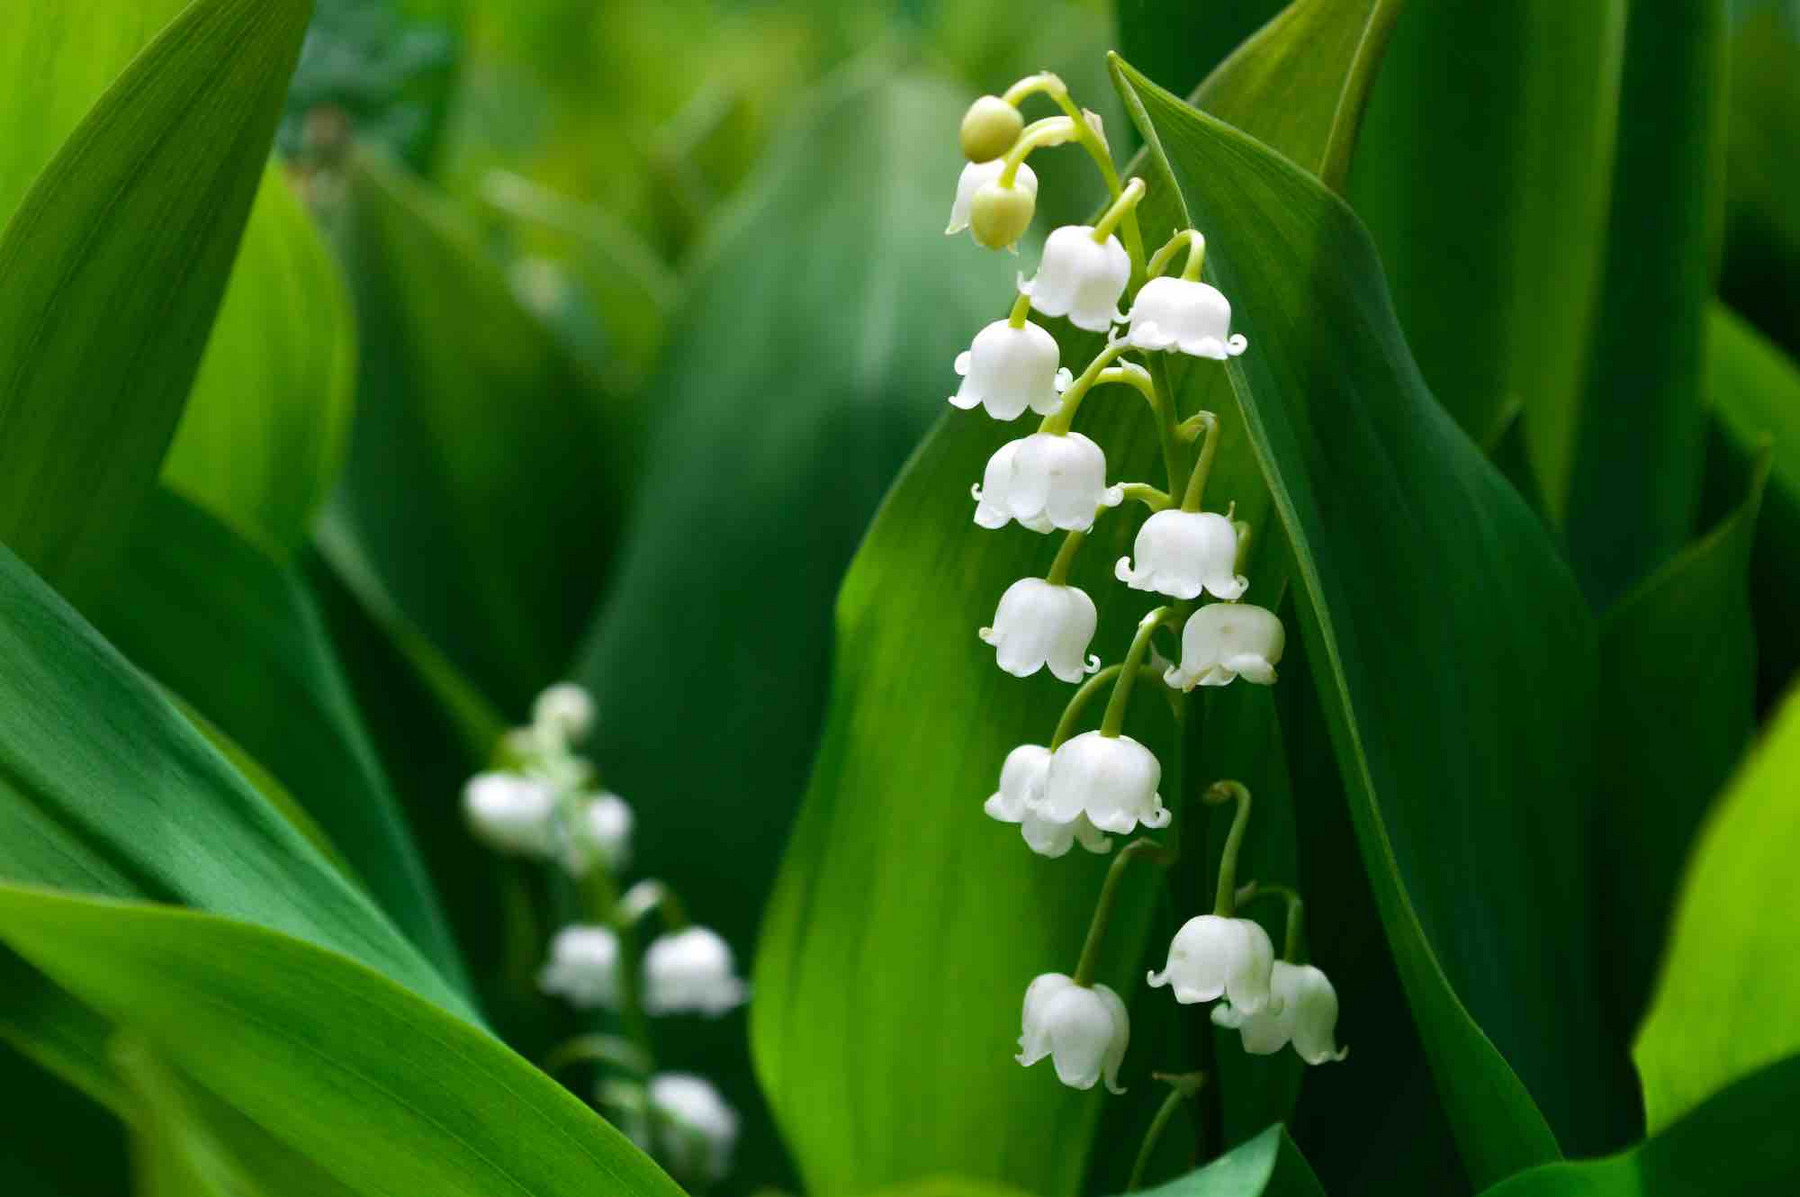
[1136,1125,1325,1197]
[1114,58,1627,1172]
[0,884,683,1197]
[1347,0,1624,516]
[1592,456,1766,1032]
[0,538,470,1023]
[1719,5,1800,358]
[1564,0,1731,604]
[1479,1056,1800,1196]
[1707,303,1800,699]
[1634,683,1800,1131]
[330,147,633,710]
[84,488,468,991]
[0,0,312,594]
[162,166,357,559]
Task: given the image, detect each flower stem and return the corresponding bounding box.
[1072,838,1174,987]
[1000,116,1078,187]
[1092,177,1146,244]
[579,865,655,1064]
[1120,483,1172,512]
[544,1032,652,1079]
[1179,412,1221,513]
[1100,607,1176,737]
[617,878,689,932]
[1204,781,1253,916]
[1127,1072,1207,1190]
[1046,530,1086,585]
[1007,290,1033,329]
[1041,341,1127,434]
[1146,229,1205,281]
[1243,883,1305,962]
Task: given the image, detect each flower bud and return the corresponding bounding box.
[463,771,557,856]
[1147,913,1277,1014]
[643,926,749,1016]
[538,924,621,1008]
[971,179,1037,251]
[960,94,1024,162]
[1016,973,1129,1092]
[532,681,596,743]
[647,1073,739,1181]
[1212,961,1348,1064]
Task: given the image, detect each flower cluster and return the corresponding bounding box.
[943,76,1344,1098]
[461,683,743,1185]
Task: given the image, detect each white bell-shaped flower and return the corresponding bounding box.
[1147,914,1276,1014]
[979,578,1100,683]
[463,771,558,856]
[567,791,634,873]
[1212,961,1348,1064]
[1039,731,1171,835]
[950,319,1072,420]
[1016,973,1129,1093]
[533,682,596,743]
[947,160,1038,237]
[972,432,1123,533]
[1020,225,1131,332]
[983,744,1113,858]
[1122,276,1249,359]
[1115,509,1247,600]
[1165,603,1284,690]
[537,924,620,1008]
[643,926,748,1016]
[648,1073,739,1182]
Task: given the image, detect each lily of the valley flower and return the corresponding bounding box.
[1040,730,1171,834]
[1016,973,1129,1092]
[948,160,1038,239]
[1115,510,1247,600]
[983,744,1113,858]
[1019,225,1131,332]
[647,1073,740,1182]
[538,924,620,1008]
[1164,602,1284,690]
[1147,914,1277,1014]
[533,681,596,743]
[980,578,1100,683]
[1212,961,1348,1064]
[973,432,1122,533]
[463,771,557,856]
[643,926,749,1016]
[950,318,1072,420]
[1122,276,1248,359]
[569,791,634,873]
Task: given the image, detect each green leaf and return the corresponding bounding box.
[0,537,470,1023]
[1593,454,1766,1032]
[1707,302,1800,700]
[1346,0,1625,515]
[1564,0,1731,604]
[0,0,312,595]
[1112,58,1627,1172]
[1115,0,1286,102]
[82,488,468,992]
[162,165,357,559]
[330,147,635,710]
[0,1039,128,1197]
[1634,682,1800,1131]
[0,884,684,1197]
[1719,5,1800,358]
[1477,1055,1800,1196]
[1136,1125,1325,1197]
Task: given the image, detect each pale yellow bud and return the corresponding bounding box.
[970,180,1036,250]
[960,95,1024,163]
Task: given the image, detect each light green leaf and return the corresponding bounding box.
[1136,1125,1325,1197]
[162,165,357,559]
[1479,1056,1800,1195]
[1634,683,1800,1130]
[83,488,468,992]
[1564,0,1731,604]
[0,0,312,595]
[1347,0,1625,516]
[0,537,469,1023]
[0,885,684,1197]
[1593,455,1766,1031]
[1113,57,1626,1173]
[330,146,636,711]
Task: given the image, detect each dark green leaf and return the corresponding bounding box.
[1136,1125,1325,1197]
[1115,0,1286,102]
[1634,683,1800,1131]
[84,488,468,992]
[1593,454,1766,1034]
[1719,5,1800,358]
[330,146,634,710]
[1479,1056,1800,1196]
[0,884,684,1197]
[0,0,312,594]
[0,1039,128,1197]
[1347,0,1625,513]
[1114,57,1627,1171]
